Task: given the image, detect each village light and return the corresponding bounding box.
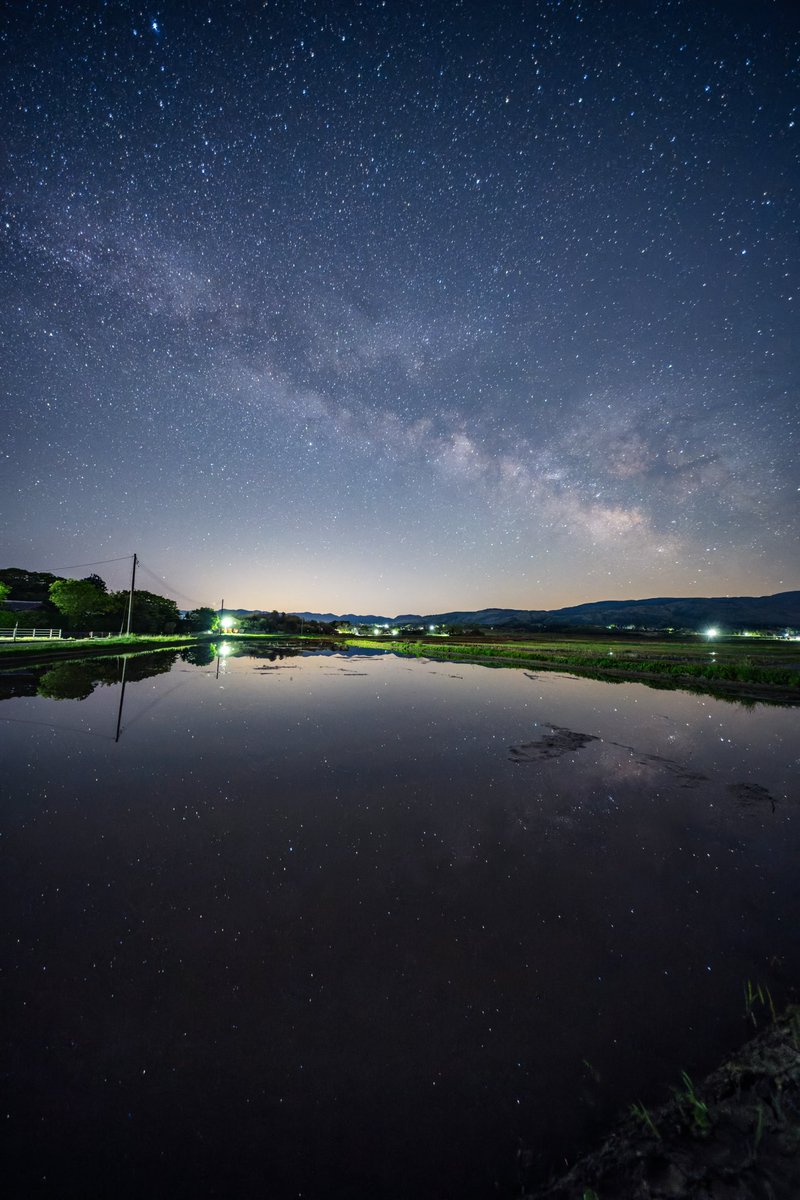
[705,627,719,639]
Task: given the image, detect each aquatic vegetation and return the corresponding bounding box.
[343,636,800,696]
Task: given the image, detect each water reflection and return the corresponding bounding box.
[1,647,798,1199]
[0,650,178,705]
[1,650,185,742]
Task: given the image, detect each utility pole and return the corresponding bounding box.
[125,553,138,635]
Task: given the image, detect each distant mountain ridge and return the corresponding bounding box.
[288,591,800,631]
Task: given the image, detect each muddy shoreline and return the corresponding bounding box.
[529,1008,800,1198]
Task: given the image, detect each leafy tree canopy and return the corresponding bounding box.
[106,589,180,633]
[49,578,110,623]
[183,606,217,631]
[81,573,107,592]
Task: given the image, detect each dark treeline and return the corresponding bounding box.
[237,610,338,636]
[0,569,340,637]
[1,567,182,634]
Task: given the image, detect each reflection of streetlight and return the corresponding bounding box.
[214,640,233,680]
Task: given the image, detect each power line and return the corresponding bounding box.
[14,552,207,609]
[136,560,208,609]
[36,555,134,571]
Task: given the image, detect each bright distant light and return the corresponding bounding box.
[391,628,399,636]
[429,625,435,632]
[705,627,719,639]
[220,615,234,630]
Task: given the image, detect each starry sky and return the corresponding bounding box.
[2,0,798,614]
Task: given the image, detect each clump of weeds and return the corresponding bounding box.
[674,1071,712,1136]
[630,1100,661,1140]
[743,979,776,1027]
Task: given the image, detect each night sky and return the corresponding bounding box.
[2,0,798,614]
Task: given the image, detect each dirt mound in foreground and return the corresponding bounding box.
[532,1008,800,1199]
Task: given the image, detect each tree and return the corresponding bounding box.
[81,573,108,593]
[183,606,217,632]
[106,589,180,633]
[0,608,53,629]
[0,568,61,602]
[49,579,110,626]
[0,581,10,605]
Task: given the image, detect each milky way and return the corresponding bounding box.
[2,0,797,612]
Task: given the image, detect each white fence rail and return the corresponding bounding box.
[0,626,63,641]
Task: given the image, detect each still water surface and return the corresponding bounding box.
[2,642,799,1198]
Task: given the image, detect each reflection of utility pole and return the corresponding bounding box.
[216,598,225,679]
[125,553,138,635]
[114,657,128,742]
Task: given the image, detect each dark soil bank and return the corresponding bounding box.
[531,1009,800,1199]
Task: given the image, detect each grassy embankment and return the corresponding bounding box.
[343,634,800,696]
[0,631,332,666]
[0,633,201,664]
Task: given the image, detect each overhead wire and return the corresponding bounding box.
[15,552,207,610]
[136,560,209,610]
[36,555,134,571]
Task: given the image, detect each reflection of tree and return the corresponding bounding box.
[37,662,98,700]
[36,652,179,701]
[180,643,215,666]
[123,653,177,682]
[237,644,304,661]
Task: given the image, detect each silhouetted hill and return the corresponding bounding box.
[290,591,800,632]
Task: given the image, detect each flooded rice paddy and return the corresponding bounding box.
[2,641,799,1198]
